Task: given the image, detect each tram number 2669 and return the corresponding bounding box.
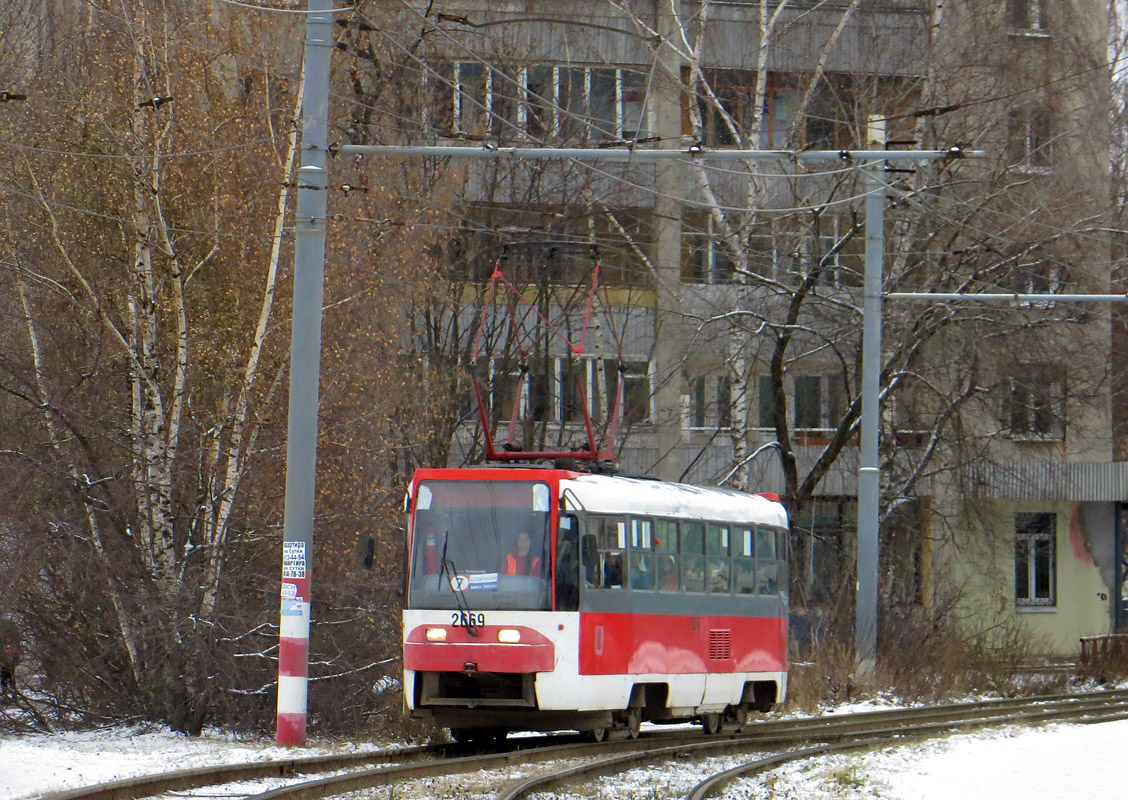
[451,611,486,628]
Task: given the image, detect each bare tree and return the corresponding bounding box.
[0,1,305,731]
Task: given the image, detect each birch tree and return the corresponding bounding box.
[0,1,303,731]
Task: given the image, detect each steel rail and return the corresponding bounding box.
[244,733,700,800]
[740,687,1128,738]
[684,703,1128,800]
[495,690,1128,800]
[31,741,456,800]
[30,689,1128,800]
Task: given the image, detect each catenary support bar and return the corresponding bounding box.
[335,144,983,162]
[887,292,1128,302]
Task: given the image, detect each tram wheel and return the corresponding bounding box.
[625,707,642,739]
[730,704,752,732]
[700,712,722,736]
[584,726,608,743]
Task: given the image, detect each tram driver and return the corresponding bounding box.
[504,530,543,576]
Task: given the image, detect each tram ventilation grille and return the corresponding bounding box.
[709,629,731,660]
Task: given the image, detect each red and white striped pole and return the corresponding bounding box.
[276,0,334,746]
[277,544,312,745]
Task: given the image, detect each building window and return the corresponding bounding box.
[883,500,926,605]
[526,363,552,422]
[745,217,861,288]
[490,360,522,421]
[717,375,733,429]
[793,374,844,431]
[757,374,778,429]
[694,70,758,146]
[691,70,857,149]
[690,377,705,429]
[682,213,737,284]
[490,359,556,424]
[457,205,652,288]
[792,497,856,605]
[687,374,732,430]
[559,357,652,426]
[1006,108,1053,172]
[1015,512,1056,607]
[793,375,823,429]
[613,360,652,425]
[452,63,518,138]
[746,228,792,285]
[1010,258,1064,307]
[1006,0,1048,33]
[427,62,651,143]
[807,217,862,288]
[1006,368,1064,440]
[755,373,842,431]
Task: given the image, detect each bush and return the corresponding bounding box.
[785,587,1070,712]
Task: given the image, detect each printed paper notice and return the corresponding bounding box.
[280,599,306,617]
[283,541,307,579]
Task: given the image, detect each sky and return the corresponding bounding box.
[3,715,1128,800]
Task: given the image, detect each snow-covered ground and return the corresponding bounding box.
[3,716,1127,800]
[714,719,1128,799]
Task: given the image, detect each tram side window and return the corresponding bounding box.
[706,523,731,593]
[591,515,626,589]
[629,517,655,589]
[654,519,680,590]
[756,525,781,595]
[776,527,789,598]
[555,513,581,611]
[681,521,706,592]
[733,526,757,595]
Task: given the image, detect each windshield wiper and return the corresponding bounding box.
[437,531,479,638]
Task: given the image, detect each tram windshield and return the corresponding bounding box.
[408,479,553,611]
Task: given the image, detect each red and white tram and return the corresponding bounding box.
[402,466,788,741]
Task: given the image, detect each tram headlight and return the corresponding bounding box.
[497,628,521,643]
[425,627,448,642]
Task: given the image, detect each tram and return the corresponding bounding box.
[402,465,789,741]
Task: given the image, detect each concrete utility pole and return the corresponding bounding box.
[651,2,687,483]
[276,0,334,747]
[854,118,887,685]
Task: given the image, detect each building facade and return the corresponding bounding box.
[364,0,1124,655]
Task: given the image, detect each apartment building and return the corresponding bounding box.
[366,1,1123,654]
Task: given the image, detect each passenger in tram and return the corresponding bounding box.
[656,554,679,590]
[629,552,653,589]
[504,530,543,576]
[602,551,624,588]
[709,562,730,593]
[757,562,779,595]
[734,561,757,595]
[682,559,706,593]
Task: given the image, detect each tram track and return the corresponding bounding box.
[498,688,1128,800]
[31,688,1128,800]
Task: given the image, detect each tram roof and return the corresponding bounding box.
[560,474,788,528]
